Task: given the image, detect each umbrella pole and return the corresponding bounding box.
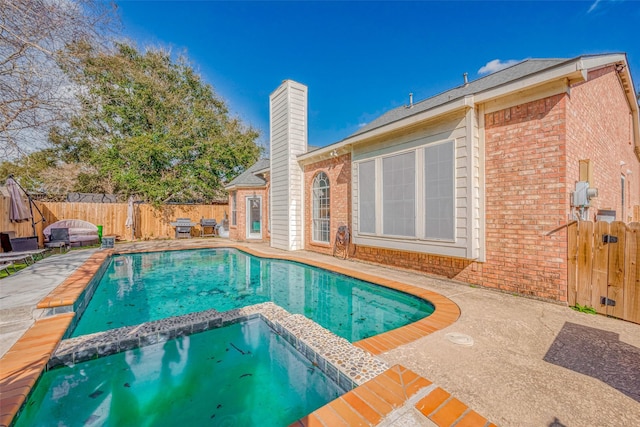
[6,174,46,237]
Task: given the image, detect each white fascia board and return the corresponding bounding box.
[474,61,588,104]
[298,96,473,165]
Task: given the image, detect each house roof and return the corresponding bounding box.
[351,58,571,137]
[224,158,270,189]
[297,53,636,164]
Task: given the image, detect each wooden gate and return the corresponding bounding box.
[568,221,640,324]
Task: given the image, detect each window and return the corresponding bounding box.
[358,160,376,233]
[425,141,454,240]
[231,192,237,226]
[312,172,330,242]
[383,152,415,236]
[356,140,455,242]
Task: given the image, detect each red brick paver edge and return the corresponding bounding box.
[291,365,495,427]
[0,313,74,427]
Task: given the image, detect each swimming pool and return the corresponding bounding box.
[14,318,344,427]
[72,248,434,341]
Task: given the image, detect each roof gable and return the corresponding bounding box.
[351,58,573,137]
[225,158,270,189]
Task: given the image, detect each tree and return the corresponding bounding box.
[52,42,261,204]
[0,0,117,158]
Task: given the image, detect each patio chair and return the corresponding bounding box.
[44,228,70,253]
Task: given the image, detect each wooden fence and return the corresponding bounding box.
[1,196,227,243]
[568,221,640,324]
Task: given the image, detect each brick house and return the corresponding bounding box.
[226,54,640,302]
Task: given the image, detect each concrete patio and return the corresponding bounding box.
[1,240,638,426]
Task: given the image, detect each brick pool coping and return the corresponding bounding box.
[0,243,494,426]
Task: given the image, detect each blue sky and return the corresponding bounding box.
[117,0,640,149]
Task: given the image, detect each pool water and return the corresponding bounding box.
[72,248,433,341]
[14,319,344,427]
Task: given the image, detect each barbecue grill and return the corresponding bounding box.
[200,218,217,237]
[169,218,196,239]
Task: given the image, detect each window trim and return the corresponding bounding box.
[312,171,331,243]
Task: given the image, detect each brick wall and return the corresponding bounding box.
[566,66,640,222]
[480,93,570,300]
[303,153,351,255]
[228,187,269,242]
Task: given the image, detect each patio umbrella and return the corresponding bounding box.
[6,177,32,223]
[125,196,134,240]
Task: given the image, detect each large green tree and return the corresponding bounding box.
[51,42,261,204]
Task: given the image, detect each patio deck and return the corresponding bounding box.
[1,239,638,426]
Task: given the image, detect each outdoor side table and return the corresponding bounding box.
[101,236,116,249]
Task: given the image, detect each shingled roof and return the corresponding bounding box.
[224,158,270,189]
[350,57,583,138]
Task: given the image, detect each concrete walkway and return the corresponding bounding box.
[0,249,97,357]
[1,240,638,426]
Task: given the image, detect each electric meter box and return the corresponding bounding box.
[572,181,598,207]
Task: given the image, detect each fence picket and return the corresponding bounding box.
[624,223,640,323]
[606,222,626,318]
[591,221,610,314]
[576,221,593,307]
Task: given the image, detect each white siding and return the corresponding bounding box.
[351,110,482,259]
[269,80,308,251]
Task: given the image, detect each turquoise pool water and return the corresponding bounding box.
[15,319,343,427]
[72,248,434,341]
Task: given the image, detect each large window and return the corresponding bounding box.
[312,172,330,242]
[231,192,237,226]
[356,140,455,242]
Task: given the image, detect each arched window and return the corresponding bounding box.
[312,172,330,242]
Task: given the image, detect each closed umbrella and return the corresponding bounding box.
[6,177,32,223]
[125,196,134,240]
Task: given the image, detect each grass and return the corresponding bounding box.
[571,303,597,315]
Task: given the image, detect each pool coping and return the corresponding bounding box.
[50,302,390,391]
[0,243,495,427]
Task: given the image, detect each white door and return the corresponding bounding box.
[246,196,262,239]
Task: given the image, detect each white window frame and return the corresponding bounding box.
[231,191,237,226]
[312,172,330,243]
